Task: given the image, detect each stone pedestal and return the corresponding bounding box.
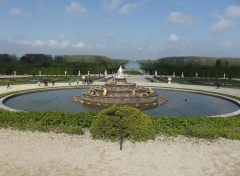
[115,78,127,84]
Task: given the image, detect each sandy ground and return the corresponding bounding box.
[0,129,240,176]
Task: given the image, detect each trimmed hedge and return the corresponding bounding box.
[90,106,156,142]
[152,116,240,139]
[0,110,96,134]
[0,107,240,140]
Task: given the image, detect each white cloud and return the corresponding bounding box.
[73,42,106,50]
[222,41,232,47]
[14,40,32,46]
[73,42,86,49]
[61,40,70,48]
[65,1,86,14]
[3,37,107,51]
[119,3,142,14]
[225,5,240,18]
[31,39,70,48]
[95,44,106,50]
[7,38,70,49]
[105,32,117,38]
[32,40,44,47]
[9,7,22,16]
[216,41,233,51]
[209,5,240,33]
[167,34,179,42]
[167,12,196,27]
[102,0,122,10]
[220,41,232,50]
[59,34,67,40]
[103,0,148,14]
[209,17,235,32]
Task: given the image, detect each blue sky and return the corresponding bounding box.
[0,0,240,60]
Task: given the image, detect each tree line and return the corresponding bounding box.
[139,56,240,79]
[0,54,127,75]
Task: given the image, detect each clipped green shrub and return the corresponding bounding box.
[0,110,97,134]
[90,106,156,142]
[152,116,240,139]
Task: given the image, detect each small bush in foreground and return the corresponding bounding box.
[90,106,156,142]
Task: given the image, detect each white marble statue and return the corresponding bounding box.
[168,77,172,84]
[117,66,125,78]
[181,72,184,78]
[173,72,175,78]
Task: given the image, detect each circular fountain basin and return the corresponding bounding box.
[1,88,240,117]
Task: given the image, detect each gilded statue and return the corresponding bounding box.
[147,87,154,94]
[132,89,136,96]
[88,86,95,95]
[103,88,107,96]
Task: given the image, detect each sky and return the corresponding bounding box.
[0,0,240,60]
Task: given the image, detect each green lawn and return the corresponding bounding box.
[0,75,104,86]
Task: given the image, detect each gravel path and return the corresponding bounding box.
[0,129,240,176]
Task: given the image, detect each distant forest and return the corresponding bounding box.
[139,56,240,78]
[0,54,127,75]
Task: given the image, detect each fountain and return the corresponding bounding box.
[81,66,159,109]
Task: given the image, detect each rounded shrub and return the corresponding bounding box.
[90,106,156,142]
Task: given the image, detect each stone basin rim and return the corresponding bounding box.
[0,87,240,117]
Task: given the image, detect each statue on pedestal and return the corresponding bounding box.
[117,66,125,78]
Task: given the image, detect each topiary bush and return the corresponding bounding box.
[90,106,156,142]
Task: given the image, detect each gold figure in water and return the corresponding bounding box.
[88,86,95,95]
[132,89,136,96]
[147,87,154,94]
[103,88,107,96]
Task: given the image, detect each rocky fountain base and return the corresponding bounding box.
[81,77,158,110]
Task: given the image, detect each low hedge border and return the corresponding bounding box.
[0,108,239,141]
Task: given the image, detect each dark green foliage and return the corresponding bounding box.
[140,56,240,78]
[0,54,17,64]
[20,54,53,64]
[0,110,96,134]
[0,54,127,75]
[90,106,156,141]
[123,70,142,75]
